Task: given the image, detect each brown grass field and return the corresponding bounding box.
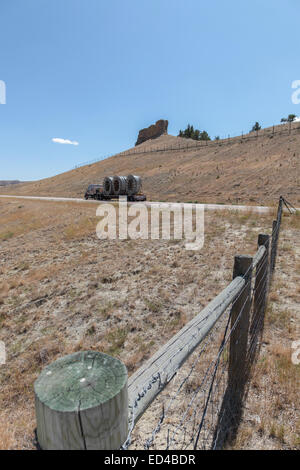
[0,123,299,206]
[0,197,299,449]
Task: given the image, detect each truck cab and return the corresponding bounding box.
[84,184,103,200]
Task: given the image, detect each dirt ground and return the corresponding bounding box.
[0,198,299,449]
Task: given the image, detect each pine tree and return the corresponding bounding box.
[193,129,200,140]
[178,124,211,141]
[199,130,211,141]
[281,114,297,123]
[251,122,261,132]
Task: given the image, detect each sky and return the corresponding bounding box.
[0,0,300,181]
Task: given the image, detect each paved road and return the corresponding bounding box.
[0,194,283,213]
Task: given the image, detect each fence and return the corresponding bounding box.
[72,122,300,170]
[34,196,296,450]
[121,196,296,450]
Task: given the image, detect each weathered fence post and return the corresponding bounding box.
[277,195,283,226]
[34,351,128,450]
[213,255,253,448]
[270,196,283,279]
[253,234,270,317]
[270,219,278,277]
[250,234,270,360]
[228,256,253,410]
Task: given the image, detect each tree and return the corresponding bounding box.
[251,122,261,132]
[183,124,193,138]
[199,130,211,141]
[178,124,211,141]
[281,114,297,123]
[193,129,200,141]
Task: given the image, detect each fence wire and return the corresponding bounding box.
[122,196,288,450]
[73,124,300,169]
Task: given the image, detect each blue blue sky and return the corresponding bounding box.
[0,0,299,181]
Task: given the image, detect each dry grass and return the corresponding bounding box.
[1,123,300,206]
[227,213,300,450]
[231,341,300,449]
[0,198,298,449]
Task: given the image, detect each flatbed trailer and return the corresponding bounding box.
[85,187,146,202]
[98,193,147,202]
[84,176,146,202]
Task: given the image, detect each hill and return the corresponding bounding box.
[0,180,26,187]
[1,123,299,205]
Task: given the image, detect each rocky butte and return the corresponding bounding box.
[135,119,168,146]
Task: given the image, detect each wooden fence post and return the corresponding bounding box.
[254,234,270,315]
[270,219,277,277]
[250,234,270,359]
[277,196,283,226]
[34,351,128,450]
[270,196,284,280]
[214,255,253,447]
[228,255,253,408]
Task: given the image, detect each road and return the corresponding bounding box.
[0,194,282,213]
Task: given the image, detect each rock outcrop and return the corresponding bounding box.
[135,119,168,146]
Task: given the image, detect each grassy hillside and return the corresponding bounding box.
[0,181,25,187]
[1,123,299,205]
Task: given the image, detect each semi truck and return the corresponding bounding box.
[84,175,146,201]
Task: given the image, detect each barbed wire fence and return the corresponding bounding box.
[72,122,300,170]
[121,196,296,450]
[32,196,297,450]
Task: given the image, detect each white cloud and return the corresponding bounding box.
[52,138,79,146]
[294,116,300,122]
